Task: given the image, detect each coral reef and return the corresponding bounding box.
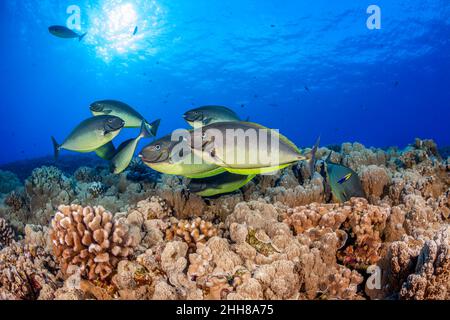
[399,226,450,300]
[0,242,59,300]
[0,170,21,194]
[0,138,448,300]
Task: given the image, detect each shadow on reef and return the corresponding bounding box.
[0,138,449,300]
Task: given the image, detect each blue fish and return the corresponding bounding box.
[325,152,365,202]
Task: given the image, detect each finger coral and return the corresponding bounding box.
[4,190,26,212]
[400,227,450,300]
[0,242,59,300]
[165,217,220,250]
[0,218,15,249]
[50,204,139,281]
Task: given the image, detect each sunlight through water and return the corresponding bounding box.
[86,0,164,62]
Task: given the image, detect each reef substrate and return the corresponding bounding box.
[0,138,448,300]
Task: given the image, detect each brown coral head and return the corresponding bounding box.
[50,204,137,281]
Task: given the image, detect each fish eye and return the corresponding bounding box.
[202,132,207,138]
[155,145,161,151]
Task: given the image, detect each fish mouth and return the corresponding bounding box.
[186,182,206,193]
[183,112,202,122]
[139,150,168,164]
[182,113,194,121]
[104,120,125,134]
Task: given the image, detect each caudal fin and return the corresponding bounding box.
[309,136,321,176]
[145,119,161,137]
[51,136,60,160]
[79,32,87,42]
[139,121,152,139]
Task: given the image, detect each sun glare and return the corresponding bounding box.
[107,3,137,34]
[87,0,164,62]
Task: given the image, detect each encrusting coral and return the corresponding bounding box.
[0,137,448,300]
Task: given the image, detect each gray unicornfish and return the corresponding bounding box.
[51,115,124,160]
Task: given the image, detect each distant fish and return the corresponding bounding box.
[394,81,399,87]
[325,152,365,202]
[183,105,241,128]
[48,25,87,41]
[90,100,160,136]
[188,172,256,197]
[110,121,151,174]
[133,26,138,36]
[304,86,310,93]
[51,115,125,160]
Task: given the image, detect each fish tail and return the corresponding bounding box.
[325,150,332,163]
[109,163,116,174]
[79,32,87,42]
[145,119,161,137]
[51,136,60,160]
[139,121,152,139]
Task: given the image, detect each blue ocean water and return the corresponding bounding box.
[0,0,449,165]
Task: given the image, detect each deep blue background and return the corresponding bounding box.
[0,0,449,165]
